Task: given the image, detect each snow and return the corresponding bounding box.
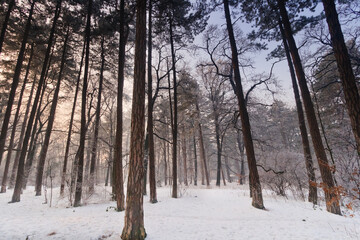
[0,184,359,239]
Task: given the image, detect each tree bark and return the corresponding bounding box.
[1,43,33,193]
[181,129,188,186]
[147,0,157,203]
[224,155,232,183]
[214,106,221,186]
[0,0,15,54]
[74,0,91,207]
[10,0,61,203]
[223,0,264,209]
[169,14,178,199]
[236,130,245,185]
[278,18,317,205]
[163,138,167,185]
[34,26,69,196]
[60,41,85,196]
[121,0,147,238]
[196,102,210,186]
[113,0,128,211]
[193,133,197,186]
[21,76,48,189]
[321,0,360,158]
[0,1,35,166]
[277,0,340,214]
[89,34,105,193]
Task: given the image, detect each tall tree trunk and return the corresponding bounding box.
[278,18,317,205]
[21,78,48,189]
[34,27,69,196]
[322,0,360,158]
[147,0,157,203]
[224,155,232,183]
[0,0,15,54]
[0,1,35,166]
[142,133,148,195]
[121,0,147,238]
[181,129,188,186]
[169,15,178,199]
[60,41,85,196]
[0,43,33,193]
[193,133,197,186]
[74,0,91,207]
[196,102,210,186]
[223,0,264,209]
[221,165,226,186]
[89,35,105,193]
[8,75,36,189]
[163,128,167,185]
[10,0,61,203]
[236,130,245,185]
[106,105,114,187]
[214,110,221,186]
[277,0,340,214]
[166,59,174,188]
[113,0,128,211]
[22,43,55,190]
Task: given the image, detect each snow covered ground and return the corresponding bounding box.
[0,184,359,240]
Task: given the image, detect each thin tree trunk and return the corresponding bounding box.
[60,41,85,196]
[277,0,340,214]
[224,155,232,183]
[193,133,197,186]
[181,129,188,186]
[22,42,56,189]
[221,165,226,186]
[0,0,15,54]
[278,18,317,205]
[169,15,178,199]
[0,1,35,166]
[74,0,91,207]
[1,43,33,193]
[236,130,245,185]
[147,0,157,203]
[223,0,264,209]
[21,77,48,189]
[10,0,61,203]
[89,34,105,193]
[121,0,147,238]
[215,111,221,186]
[34,27,69,196]
[196,102,210,186]
[322,0,360,158]
[142,133,148,195]
[163,134,167,185]
[8,75,36,189]
[113,0,128,211]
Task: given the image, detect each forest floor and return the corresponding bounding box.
[0,183,359,239]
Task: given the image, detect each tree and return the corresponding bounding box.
[147,0,157,203]
[277,0,340,214]
[0,0,15,54]
[121,0,147,239]
[223,0,264,209]
[321,0,360,158]
[74,0,92,207]
[34,26,70,196]
[0,0,35,167]
[113,0,131,211]
[0,43,34,193]
[60,41,85,196]
[11,0,61,203]
[153,0,207,197]
[278,19,317,204]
